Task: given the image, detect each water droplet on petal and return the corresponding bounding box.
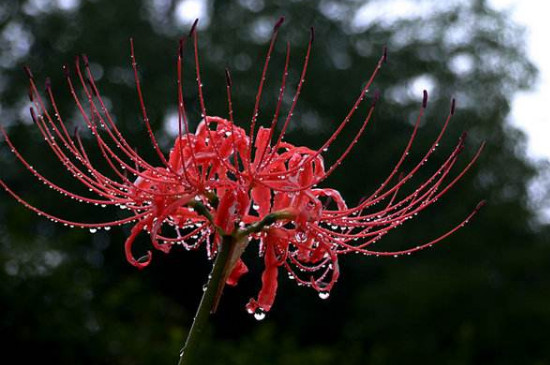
[295,231,307,243]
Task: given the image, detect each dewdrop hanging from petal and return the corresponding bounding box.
[0,17,485,318]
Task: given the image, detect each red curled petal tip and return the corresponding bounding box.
[45,77,51,91]
[135,251,153,270]
[422,90,428,108]
[274,16,285,31]
[82,54,89,66]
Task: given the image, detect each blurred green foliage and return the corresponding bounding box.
[1,0,549,364]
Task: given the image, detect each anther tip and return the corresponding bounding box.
[371,89,381,107]
[450,98,456,115]
[476,200,487,210]
[23,66,33,79]
[274,16,285,31]
[310,26,315,42]
[62,64,70,78]
[225,68,232,87]
[85,76,94,88]
[29,107,37,122]
[189,19,199,36]
[382,46,388,63]
[422,90,428,108]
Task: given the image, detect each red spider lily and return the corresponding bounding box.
[0,18,484,319]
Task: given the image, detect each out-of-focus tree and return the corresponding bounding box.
[1,0,548,364]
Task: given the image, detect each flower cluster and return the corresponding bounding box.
[0,18,484,318]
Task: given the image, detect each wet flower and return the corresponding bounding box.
[0,18,484,317]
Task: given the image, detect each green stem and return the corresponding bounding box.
[177,234,235,365]
[237,209,296,238]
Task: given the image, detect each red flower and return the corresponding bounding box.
[0,18,484,318]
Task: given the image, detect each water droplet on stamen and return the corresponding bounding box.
[254,310,266,321]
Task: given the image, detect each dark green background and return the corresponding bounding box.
[1,0,549,364]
